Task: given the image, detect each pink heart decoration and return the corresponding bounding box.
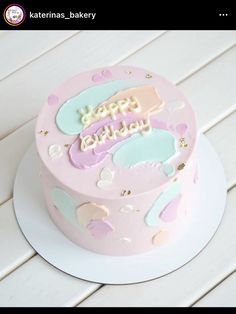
[48,94,59,106]
[160,194,182,222]
[92,73,103,82]
[92,69,113,82]
[176,123,188,137]
[102,69,112,79]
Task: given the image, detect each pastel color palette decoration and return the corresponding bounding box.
[56,79,146,135]
[76,202,109,227]
[145,182,181,227]
[159,194,182,222]
[162,163,175,177]
[51,187,76,224]
[113,129,177,168]
[152,230,170,246]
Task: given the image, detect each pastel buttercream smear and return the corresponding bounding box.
[36,65,197,255]
[56,80,148,135]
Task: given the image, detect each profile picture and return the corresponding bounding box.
[4,4,26,26]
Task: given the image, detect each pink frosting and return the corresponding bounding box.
[92,69,113,82]
[176,123,188,137]
[86,219,114,238]
[48,94,59,106]
[69,113,144,169]
[69,114,170,169]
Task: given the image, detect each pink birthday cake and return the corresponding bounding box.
[36,65,198,256]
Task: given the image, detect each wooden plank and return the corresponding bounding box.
[206,112,236,189]
[79,187,236,307]
[194,271,236,307]
[0,255,100,307]
[178,48,236,133]
[0,30,162,138]
[122,31,236,83]
[0,31,78,80]
[0,119,35,205]
[0,199,35,280]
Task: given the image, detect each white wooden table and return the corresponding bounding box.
[0,30,236,307]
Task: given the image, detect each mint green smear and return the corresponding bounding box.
[51,187,76,224]
[145,182,181,227]
[163,163,175,177]
[113,129,177,168]
[56,79,145,135]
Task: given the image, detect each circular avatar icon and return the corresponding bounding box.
[4,4,26,26]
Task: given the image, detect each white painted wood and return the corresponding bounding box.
[0,120,35,205]
[122,31,236,83]
[79,187,236,307]
[0,199,35,280]
[194,272,236,307]
[0,31,78,80]
[0,30,162,138]
[0,255,100,307]
[179,48,236,133]
[0,31,9,39]
[206,112,236,189]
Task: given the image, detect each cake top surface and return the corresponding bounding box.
[36,65,197,199]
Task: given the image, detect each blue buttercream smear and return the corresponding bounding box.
[113,129,177,168]
[56,79,145,135]
[163,163,175,177]
[52,187,76,224]
[145,182,181,227]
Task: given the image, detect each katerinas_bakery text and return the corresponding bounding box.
[29,11,96,20]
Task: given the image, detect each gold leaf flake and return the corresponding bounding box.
[177,163,185,171]
[121,189,132,196]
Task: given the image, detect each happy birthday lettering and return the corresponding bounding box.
[78,96,141,128]
[80,118,152,152]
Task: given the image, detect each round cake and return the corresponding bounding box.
[35,65,198,256]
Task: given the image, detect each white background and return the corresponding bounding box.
[0,30,236,307]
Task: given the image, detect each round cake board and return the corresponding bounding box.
[13,134,227,284]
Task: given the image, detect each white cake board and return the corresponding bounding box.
[13,134,226,284]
